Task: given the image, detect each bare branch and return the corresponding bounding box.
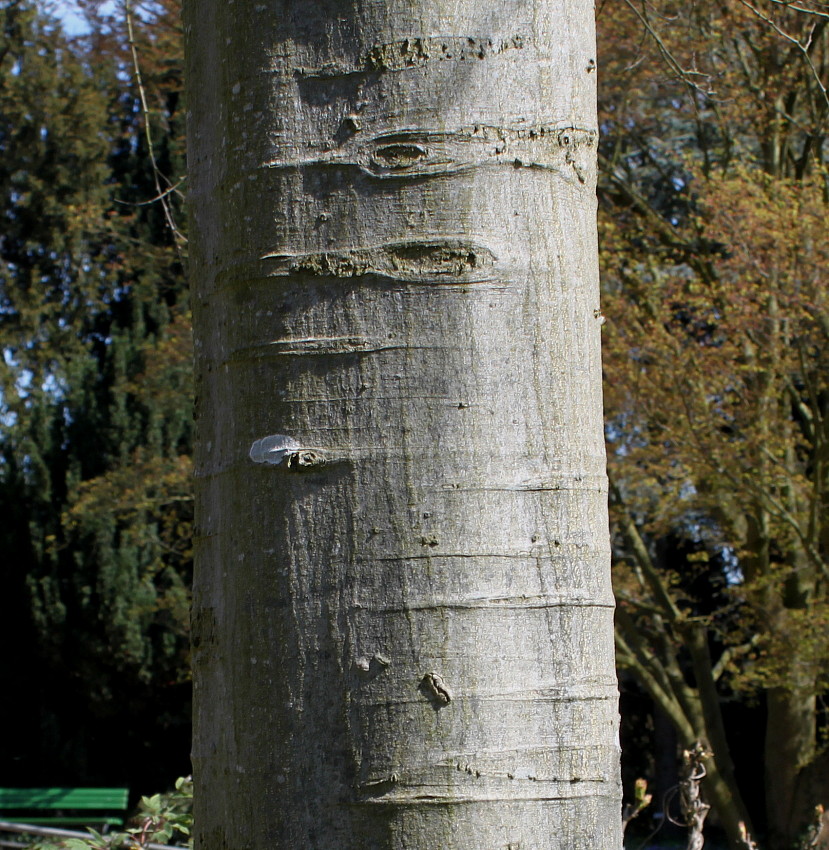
[611,478,684,621]
[736,0,829,115]
[765,0,829,20]
[620,0,715,97]
[711,635,762,682]
[114,178,187,208]
[124,0,187,251]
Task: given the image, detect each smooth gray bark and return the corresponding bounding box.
[186,1,621,848]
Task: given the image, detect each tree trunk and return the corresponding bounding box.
[766,680,817,849]
[185,1,620,848]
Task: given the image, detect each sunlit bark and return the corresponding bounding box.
[186,1,620,847]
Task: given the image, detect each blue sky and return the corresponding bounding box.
[51,1,118,35]
[51,1,88,34]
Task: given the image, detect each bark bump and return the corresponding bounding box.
[419,672,453,706]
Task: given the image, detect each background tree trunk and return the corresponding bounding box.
[765,675,817,848]
[186,1,620,848]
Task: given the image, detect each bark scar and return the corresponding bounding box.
[260,239,496,284]
[262,124,597,184]
[249,434,328,470]
[293,35,527,78]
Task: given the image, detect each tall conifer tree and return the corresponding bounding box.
[0,0,192,787]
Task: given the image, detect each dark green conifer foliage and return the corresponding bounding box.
[0,0,191,788]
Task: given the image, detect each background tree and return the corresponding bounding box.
[186,0,620,847]
[0,0,192,790]
[597,0,829,847]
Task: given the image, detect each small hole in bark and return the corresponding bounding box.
[286,449,326,471]
[373,143,428,169]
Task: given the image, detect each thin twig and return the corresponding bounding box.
[622,778,654,835]
[124,0,187,252]
[114,178,187,208]
[0,821,179,850]
[736,0,829,115]
[620,0,715,98]
[765,0,829,21]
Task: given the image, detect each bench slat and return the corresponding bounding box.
[0,816,125,826]
[0,788,128,810]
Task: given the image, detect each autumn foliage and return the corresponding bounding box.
[599,0,829,847]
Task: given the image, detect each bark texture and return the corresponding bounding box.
[186,1,621,848]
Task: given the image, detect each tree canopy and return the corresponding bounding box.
[598,0,829,846]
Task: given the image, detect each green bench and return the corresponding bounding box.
[0,787,129,829]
